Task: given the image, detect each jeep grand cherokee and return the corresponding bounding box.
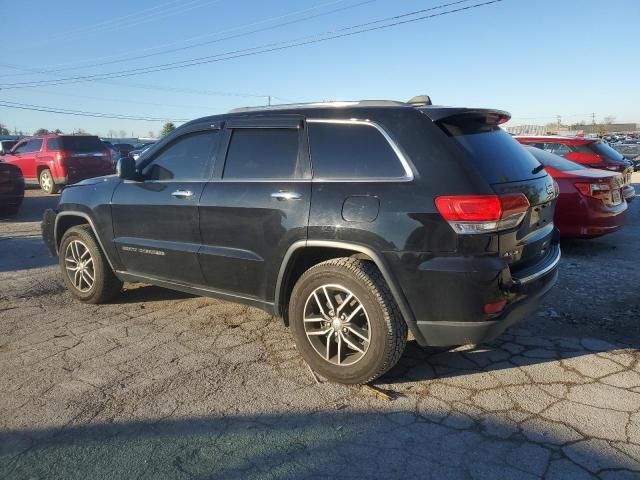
[42,98,560,384]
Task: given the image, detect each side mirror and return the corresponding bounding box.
[117,156,138,180]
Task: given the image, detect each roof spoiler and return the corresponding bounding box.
[406,95,432,107]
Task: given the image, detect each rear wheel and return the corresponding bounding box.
[59,225,123,303]
[289,257,407,384]
[39,169,59,194]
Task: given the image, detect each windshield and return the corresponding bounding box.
[438,117,544,183]
[589,141,626,162]
[61,136,105,152]
[525,146,586,172]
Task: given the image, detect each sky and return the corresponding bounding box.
[1,0,638,137]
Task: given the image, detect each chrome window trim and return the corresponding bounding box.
[306,118,414,182]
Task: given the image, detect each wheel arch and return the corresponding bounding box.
[54,211,117,271]
[275,240,422,342]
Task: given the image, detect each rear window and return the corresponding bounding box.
[589,141,626,162]
[439,117,544,183]
[60,136,105,152]
[524,146,585,172]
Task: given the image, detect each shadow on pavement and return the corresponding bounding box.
[0,411,631,479]
[115,284,195,303]
[0,194,60,223]
[0,236,56,272]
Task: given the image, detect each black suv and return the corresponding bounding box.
[42,98,560,384]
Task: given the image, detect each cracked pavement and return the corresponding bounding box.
[1,179,639,479]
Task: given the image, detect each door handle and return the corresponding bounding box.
[270,191,302,201]
[171,189,194,199]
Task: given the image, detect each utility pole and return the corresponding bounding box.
[267,95,272,106]
[591,112,596,135]
[556,115,562,134]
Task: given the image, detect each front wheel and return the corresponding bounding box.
[39,169,59,194]
[59,225,123,303]
[289,257,407,384]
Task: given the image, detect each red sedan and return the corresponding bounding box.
[525,146,627,239]
[516,135,635,203]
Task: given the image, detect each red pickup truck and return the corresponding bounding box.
[1,134,114,194]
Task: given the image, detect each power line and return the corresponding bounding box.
[0,100,190,122]
[0,64,295,102]
[0,0,504,89]
[0,0,361,77]
[36,0,222,44]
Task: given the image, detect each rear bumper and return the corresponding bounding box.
[54,168,113,186]
[397,237,561,347]
[415,267,558,346]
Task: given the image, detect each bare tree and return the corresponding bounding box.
[118,129,127,138]
[603,116,616,125]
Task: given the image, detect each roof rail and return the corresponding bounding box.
[228,95,433,113]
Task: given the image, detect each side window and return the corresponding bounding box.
[12,141,29,154]
[144,131,217,181]
[543,143,571,156]
[308,122,406,179]
[47,138,62,150]
[23,139,43,153]
[223,128,302,179]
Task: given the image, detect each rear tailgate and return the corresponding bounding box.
[60,136,112,172]
[433,111,558,273]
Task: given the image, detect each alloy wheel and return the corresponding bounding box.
[64,240,95,292]
[303,284,371,366]
[40,171,53,193]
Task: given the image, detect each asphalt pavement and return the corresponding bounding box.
[1,178,639,479]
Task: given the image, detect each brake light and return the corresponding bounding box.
[574,182,611,198]
[435,193,530,234]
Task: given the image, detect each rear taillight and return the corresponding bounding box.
[574,182,608,198]
[435,193,530,234]
[56,150,71,164]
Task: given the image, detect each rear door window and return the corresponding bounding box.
[47,138,62,150]
[307,122,406,179]
[223,128,302,179]
[439,117,543,183]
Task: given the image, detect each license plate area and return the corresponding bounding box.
[612,189,622,205]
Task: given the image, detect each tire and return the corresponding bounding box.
[289,257,407,384]
[59,225,123,303]
[39,169,59,194]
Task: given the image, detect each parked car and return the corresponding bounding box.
[515,136,635,203]
[612,143,640,171]
[129,142,155,161]
[42,99,560,384]
[2,135,114,194]
[524,146,627,239]
[0,160,25,217]
[0,140,17,155]
[112,143,135,157]
[101,141,121,167]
